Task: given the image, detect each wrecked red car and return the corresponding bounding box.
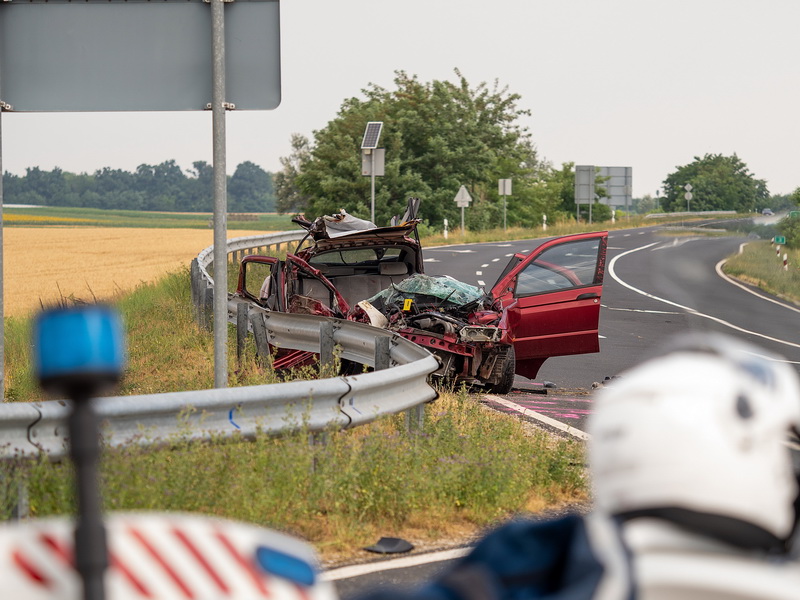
[235,205,607,393]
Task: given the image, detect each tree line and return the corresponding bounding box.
[2,160,277,213]
[4,70,796,226]
[273,70,795,229]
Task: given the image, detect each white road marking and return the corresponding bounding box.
[323,547,471,581]
[484,395,590,440]
[492,258,500,262]
[603,306,681,315]
[477,280,485,286]
[423,258,440,263]
[452,249,475,253]
[481,263,489,268]
[475,271,483,276]
[608,243,800,354]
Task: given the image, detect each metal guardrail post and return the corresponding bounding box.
[374,336,390,371]
[11,469,29,520]
[319,321,335,374]
[190,259,200,324]
[203,287,214,331]
[236,303,249,368]
[406,402,425,434]
[249,310,271,363]
[375,336,423,433]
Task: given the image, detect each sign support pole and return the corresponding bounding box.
[211,0,228,389]
[0,86,5,399]
[370,151,376,224]
[0,104,4,398]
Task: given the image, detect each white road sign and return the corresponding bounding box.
[455,186,472,207]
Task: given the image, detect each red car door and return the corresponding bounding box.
[490,232,608,379]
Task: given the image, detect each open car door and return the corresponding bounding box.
[490,231,608,379]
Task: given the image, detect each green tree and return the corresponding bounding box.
[280,70,559,228]
[661,154,768,213]
[228,161,275,212]
[186,161,213,212]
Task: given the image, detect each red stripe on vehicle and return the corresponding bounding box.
[172,527,230,594]
[110,550,154,598]
[214,530,270,597]
[13,549,52,588]
[129,527,194,599]
[40,532,73,566]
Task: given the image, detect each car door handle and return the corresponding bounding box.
[576,292,599,300]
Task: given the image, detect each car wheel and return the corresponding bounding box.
[488,345,516,394]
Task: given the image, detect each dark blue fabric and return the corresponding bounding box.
[354,515,610,600]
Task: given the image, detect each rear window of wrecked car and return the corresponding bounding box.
[309,247,403,266]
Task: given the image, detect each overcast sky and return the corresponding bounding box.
[2,0,798,199]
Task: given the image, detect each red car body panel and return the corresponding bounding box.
[490,231,608,379]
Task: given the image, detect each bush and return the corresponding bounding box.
[777,215,800,248]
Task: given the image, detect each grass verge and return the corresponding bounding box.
[721,241,800,305]
[0,391,586,564]
[2,267,587,564]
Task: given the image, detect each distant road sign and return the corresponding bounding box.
[455,186,472,207]
[685,192,693,200]
[574,166,595,205]
[361,148,385,176]
[0,0,281,112]
[775,236,786,245]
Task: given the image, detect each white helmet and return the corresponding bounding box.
[589,332,800,551]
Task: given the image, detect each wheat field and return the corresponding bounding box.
[4,228,269,317]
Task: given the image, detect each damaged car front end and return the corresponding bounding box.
[235,202,607,393]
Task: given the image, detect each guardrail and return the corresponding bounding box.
[0,230,439,461]
[0,311,438,460]
[192,230,305,329]
[644,210,736,219]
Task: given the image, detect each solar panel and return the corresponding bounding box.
[361,121,383,149]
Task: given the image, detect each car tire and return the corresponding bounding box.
[488,345,516,394]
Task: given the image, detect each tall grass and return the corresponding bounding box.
[0,390,586,561]
[722,241,800,304]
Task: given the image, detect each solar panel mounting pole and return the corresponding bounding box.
[211,0,229,389]
[361,122,383,225]
[370,151,375,224]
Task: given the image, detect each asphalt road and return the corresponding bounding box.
[423,225,800,432]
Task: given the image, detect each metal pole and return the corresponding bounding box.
[503,196,507,231]
[461,206,465,234]
[0,98,5,398]
[70,395,107,600]
[211,0,228,388]
[370,152,376,224]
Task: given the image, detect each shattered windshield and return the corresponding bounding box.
[367,274,485,310]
